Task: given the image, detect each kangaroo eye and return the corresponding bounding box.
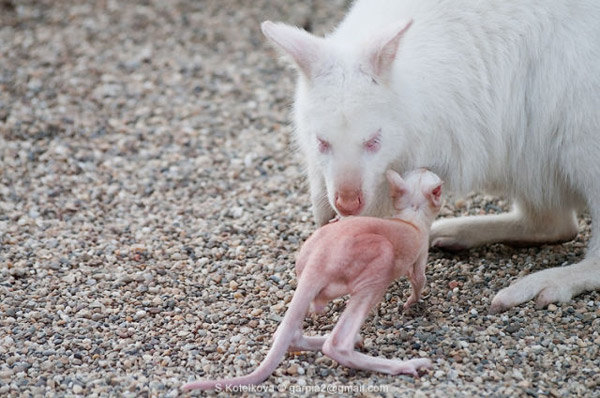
[317,137,331,153]
[363,131,381,153]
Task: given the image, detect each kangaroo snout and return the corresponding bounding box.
[335,189,364,216]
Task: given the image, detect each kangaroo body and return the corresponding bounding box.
[262,0,600,311]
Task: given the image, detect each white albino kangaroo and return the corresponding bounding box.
[261,0,600,313]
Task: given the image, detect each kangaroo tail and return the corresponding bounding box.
[183,277,319,391]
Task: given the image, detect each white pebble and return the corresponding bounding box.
[134,310,147,320]
[230,207,244,218]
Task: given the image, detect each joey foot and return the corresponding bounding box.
[392,358,433,377]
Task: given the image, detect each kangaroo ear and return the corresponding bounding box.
[365,19,413,78]
[386,170,408,198]
[261,21,323,78]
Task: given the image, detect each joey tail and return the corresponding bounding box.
[182,275,322,390]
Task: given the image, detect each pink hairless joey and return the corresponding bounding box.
[182,169,443,391]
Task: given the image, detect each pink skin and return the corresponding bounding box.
[183,169,443,391]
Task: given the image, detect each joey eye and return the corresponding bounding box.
[317,137,331,153]
[363,130,381,153]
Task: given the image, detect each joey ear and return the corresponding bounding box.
[427,182,444,208]
[366,19,413,78]
[261,21,323,78]
[385,170,408,198]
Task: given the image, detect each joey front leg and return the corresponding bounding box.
[404,252,427,309]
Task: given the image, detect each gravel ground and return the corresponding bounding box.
[1,1,599,397]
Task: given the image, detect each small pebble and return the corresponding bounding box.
[286,364,298,376]
[134,310,147,320]
[250,308,263,317]
[505,324,521,334]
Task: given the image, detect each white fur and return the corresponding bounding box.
[262,0,600,311]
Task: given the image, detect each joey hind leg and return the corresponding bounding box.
[431,201,578,251]
[287,304,362,353]
[288,334,364,352]
[321,290,432,376]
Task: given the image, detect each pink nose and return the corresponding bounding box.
[335,191,363,216]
